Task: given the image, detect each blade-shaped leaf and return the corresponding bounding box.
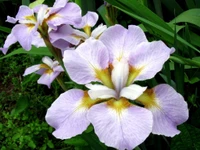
[105,0,200,53]
[0,46,52,60]
[170,9,200,28]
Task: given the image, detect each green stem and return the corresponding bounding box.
[56,75,68,91]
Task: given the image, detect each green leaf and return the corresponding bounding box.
[185,0,196,9]
[105,0,200,53]
[11,96,29,116]
[22,0,30,6]
[171,124,200,150]
[161,0,183,15]
[47,140,54,148]
[64,135,88,146]
[81,133,106,150]
[0,26,11,33]
[29,0,45,8]
[75,0,95,15]
[170,55,200,68]
[28,140,36,149]
[97,5,116,27]
[170,9,200,28]
[0,46,52,60]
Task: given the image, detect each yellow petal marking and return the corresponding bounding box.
[40,64,53,74]
[107,98,131,115]
[126,66,143,86]
[95,67,114,89]
[137,89,160,109]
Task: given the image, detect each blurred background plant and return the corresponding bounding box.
[0,0,200,149]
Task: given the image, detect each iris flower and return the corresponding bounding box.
[23,56,64,88]
[0,0,81,54]
[45,25,188,150]
[49,11,107,49]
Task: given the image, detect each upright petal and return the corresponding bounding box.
[74,11,98,28]
[88,99,153,150]
[137,84,189,137]
[127,41,172,85]
[47,2,81,29]
[15,6,34,21]
[111,59,129,94]
[100,25,147,62]
[42,56,54,68]
[63,38,109,84]
[91,24,107,39]
[45,89,93,139]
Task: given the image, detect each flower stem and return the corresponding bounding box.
[56,75,68,91]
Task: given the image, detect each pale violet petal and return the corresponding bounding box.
[31,31,45,48]
[138,84,189,137]
[42,56,54,68]
[91,24,107,39]
[45,89,90,139]
[74,11,98,28]
[23,64,41,76]
[100,24,147,62]
[86,84,117,99]
[0,30,17,54]
[63,38,109,84]
[47,2,81,29]
[15,5,34,21]
[37,5,49,25]
[111,59,129,94]
[6,16,17,24]
[151,84,188,137]
[88,101,153,150]
[128,41,172,82]
[37,71,60,88]
[12,24,35,50]
[120,84,147,100]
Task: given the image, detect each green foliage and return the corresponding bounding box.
[0,0,200,149]
[171,124,200,150]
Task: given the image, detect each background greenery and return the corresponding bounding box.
[0,0,200,149]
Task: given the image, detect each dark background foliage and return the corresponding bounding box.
[0,0,200,149]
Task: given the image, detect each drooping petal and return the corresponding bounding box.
[86,84,117,99]
[88,99,153,150]
[63,38,109,84]
[31,31,45,48]
[100,24,147,62]
[49,24,81,47]
[0,31,17,54]
[137,84,189,137]
[23,64,41,76]
[47,2,81,29]
[120,84,147,100]
[127,41,172,84]
[12,24,35,50]
[111,59,129,94]
[45,89,92,139]
[37,71,60,88]
[74,11,98,28]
